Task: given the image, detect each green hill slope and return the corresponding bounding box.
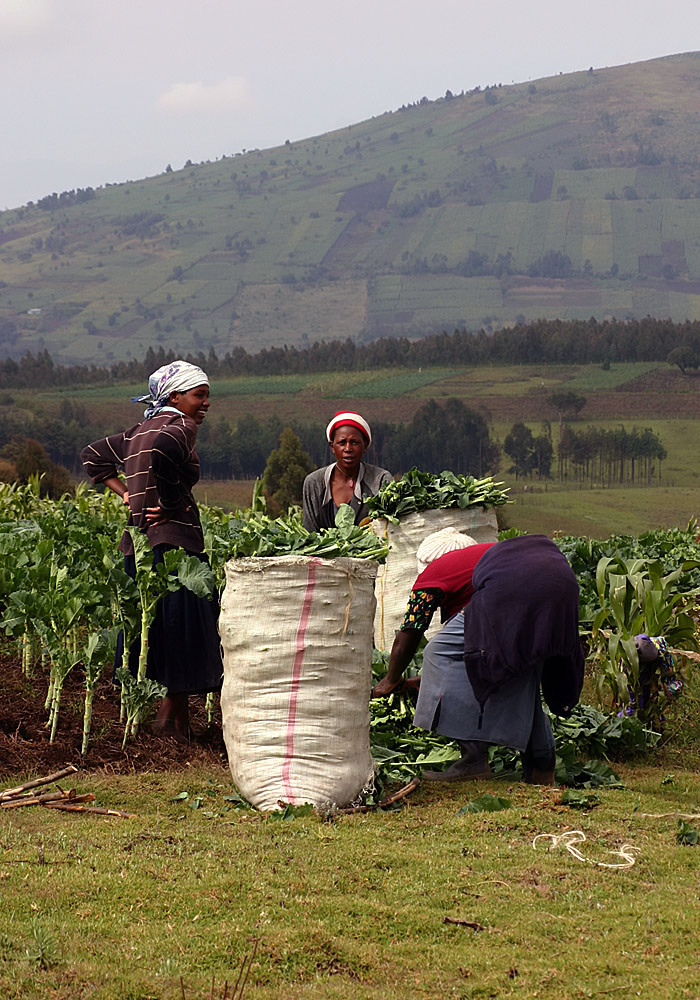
[3,52,700,364]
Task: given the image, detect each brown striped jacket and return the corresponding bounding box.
[81,411,203,555]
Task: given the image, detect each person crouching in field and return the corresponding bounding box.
[372,530,584,785]
[81,360,223,741]
[302,411,392,532]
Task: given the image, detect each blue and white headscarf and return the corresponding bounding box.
[132,361,209,419]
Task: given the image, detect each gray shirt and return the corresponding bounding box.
[302,461,393,532]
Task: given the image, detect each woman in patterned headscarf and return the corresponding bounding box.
[81,360,223,740]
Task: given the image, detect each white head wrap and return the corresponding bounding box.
[416,528,478,574]
[132,360,209,419]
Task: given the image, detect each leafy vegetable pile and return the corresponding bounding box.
[365,467,510,521]
[370,651,654,789]
[209,504,389,563]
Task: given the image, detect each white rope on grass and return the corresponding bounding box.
[637,812,700,820]
[532,830,640,869]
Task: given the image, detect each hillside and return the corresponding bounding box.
[2,53,700,364]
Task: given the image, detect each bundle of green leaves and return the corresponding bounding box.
[370,650,654,789]
[211,503,390,562]
[365,467,511,521]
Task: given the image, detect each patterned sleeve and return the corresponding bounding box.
[399,588,444,632]
[80,432,127,484]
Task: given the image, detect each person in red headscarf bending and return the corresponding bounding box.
[302,411,393,532]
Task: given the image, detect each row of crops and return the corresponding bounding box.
[0,477,395,755]
[2,473,699,777]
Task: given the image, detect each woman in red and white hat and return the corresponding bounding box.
[301,411,393,532]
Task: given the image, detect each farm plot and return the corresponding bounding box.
[405,203,480,261]
[434,365,575,398]
[632,284,669,318]
[668,289,700,322]
[600,284,634,316]
[633,200,664,261]
[478,201,531,256]
[514,201,564,266]
[368,273,504,327]
[610,202,647,276]
[232,279,368,349]
[339,368,458,398]
[571,200,614,273]
[215,374,311,397]
[552,167,637,201]
[562,361,663,391]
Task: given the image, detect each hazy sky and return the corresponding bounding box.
[1,0,697,210]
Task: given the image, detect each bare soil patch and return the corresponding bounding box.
[0,651,228,780]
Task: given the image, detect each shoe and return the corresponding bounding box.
[422,754,492,782]
[521,746,556,786]
[523,767,556,786]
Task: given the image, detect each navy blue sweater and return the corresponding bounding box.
[462,534,584,716]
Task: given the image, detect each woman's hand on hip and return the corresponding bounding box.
[145,505,169,526]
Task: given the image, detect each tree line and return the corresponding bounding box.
[4,316,700,388]
[557,425,666,485]
[0,396,500,497]
[0,388,668,501]
[195,398,498,481]
[504,421,666,486]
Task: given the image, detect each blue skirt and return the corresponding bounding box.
[413,611,553,755]
[117,544,223,695]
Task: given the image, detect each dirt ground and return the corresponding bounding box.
[0,651,229,780]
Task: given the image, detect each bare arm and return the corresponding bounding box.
[371,629,424,698]
[302,470,323,532]
[101,475,129,506]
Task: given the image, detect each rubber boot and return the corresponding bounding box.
[422,740,492,782]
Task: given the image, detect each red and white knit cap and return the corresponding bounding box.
[326,411,372,445]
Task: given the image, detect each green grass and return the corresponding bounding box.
[341,368,457,397]
[505,485,700,538]
[577,362,657,391]
[1,763,699,999]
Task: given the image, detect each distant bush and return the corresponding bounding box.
[36,188,95,210]
[528,250,573,279]
[114,211,165,238]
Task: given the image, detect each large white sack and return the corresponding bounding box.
[219,554,377,811]
[371,507,498,651]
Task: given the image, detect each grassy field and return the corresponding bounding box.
[505,485,700,537]
[1,761,699,999]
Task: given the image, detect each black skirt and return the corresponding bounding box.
[117,544,223,695]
